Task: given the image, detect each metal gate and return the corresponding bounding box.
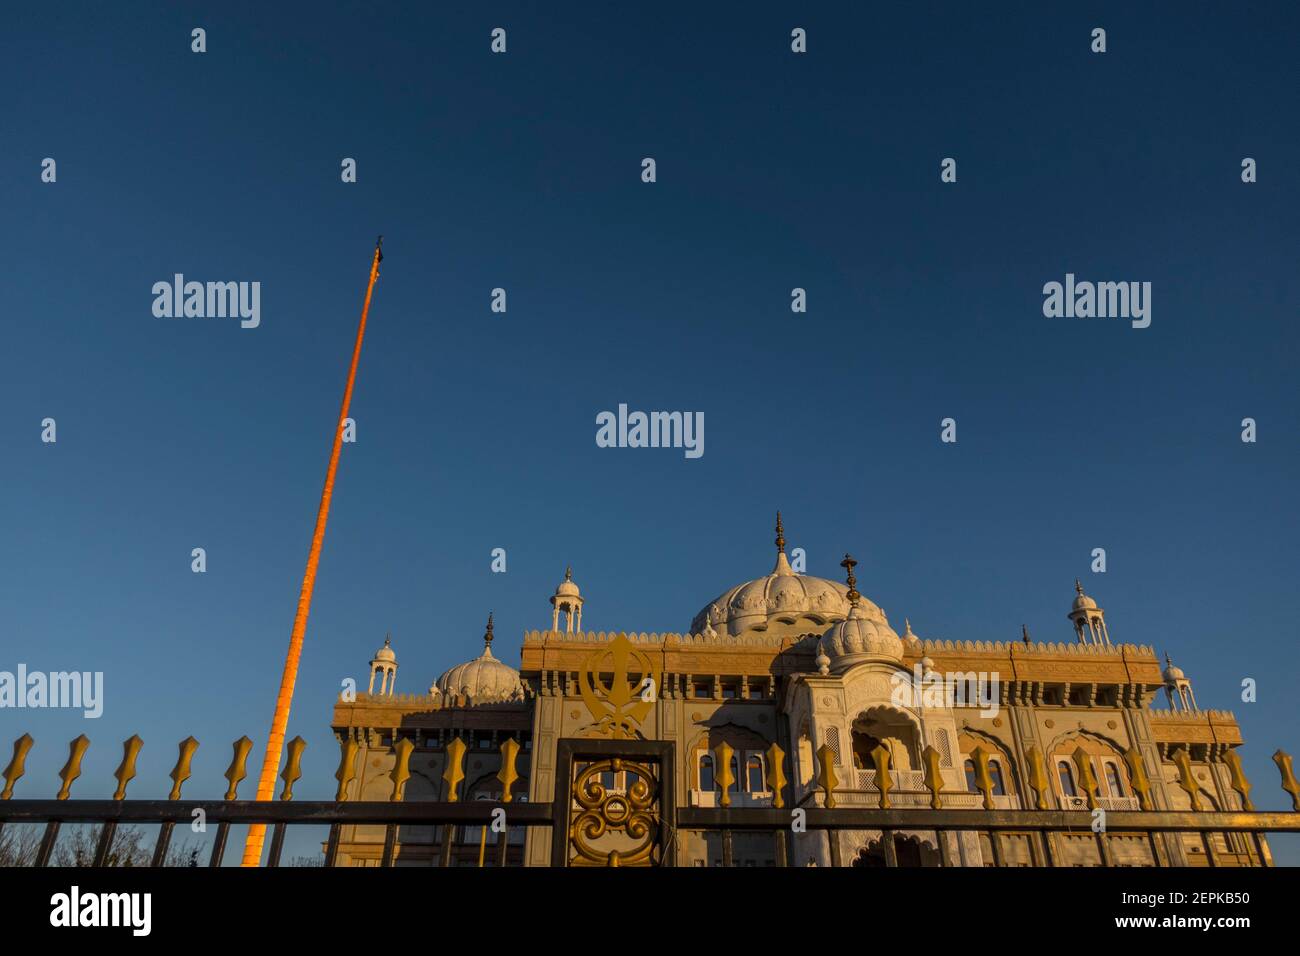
[551,739,675,867]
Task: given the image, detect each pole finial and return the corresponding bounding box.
[484,612,495,647]
[1022,624,1030,644]
[840,553,860,607]
[1075,578,1084,595]
[775,511,785,553]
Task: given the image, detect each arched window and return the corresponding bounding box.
[964,759,978,792]
[1057,761,1077,797]
[1105,762,1125,797]
[746,754,765,792]
[698,753,714,792]
[989,760,1006,796]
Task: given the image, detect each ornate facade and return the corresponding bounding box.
[330,515,1265,866]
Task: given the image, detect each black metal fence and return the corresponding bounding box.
[3,732,1299,867]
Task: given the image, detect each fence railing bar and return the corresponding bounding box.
[209,821,231,868]
[266,822,287,867]
[149,821,174,868]
[92,821,118,867]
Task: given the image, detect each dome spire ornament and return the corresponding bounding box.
[483,612,495,650]
[840,554,860,607]
[770,512,794,575]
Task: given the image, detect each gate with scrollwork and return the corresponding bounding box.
[550,739,676,867]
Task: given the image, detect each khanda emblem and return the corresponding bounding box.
[579,634,660,739]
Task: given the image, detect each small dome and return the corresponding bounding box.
[823,603,904,670]
[1072,579,1097,611]
[1162,655,1185,684]
[371,636,396,663]
[432,613,525,704]
[820,552,903,670]
[553,566,581,599]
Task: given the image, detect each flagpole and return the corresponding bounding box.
[241,237,384,867]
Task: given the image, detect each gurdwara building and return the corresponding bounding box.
[330,517,1263,867]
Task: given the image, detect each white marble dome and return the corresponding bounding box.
[553,566,581,599]
[691,519,890,638]
[690,549,879,637]
[431,614,526,703]
[432,645,525,703]
[371,637,396,664]
[823,602,904,670]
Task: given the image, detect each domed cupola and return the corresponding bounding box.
[431,613,527,704]
[690,513,881,639]
[550,567,584,632]
[1068,579,1111,646]
[1161,653,1198,712]
[368,635,398,697]
[821,554,903,671]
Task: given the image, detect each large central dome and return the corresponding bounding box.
[689,515,886,638]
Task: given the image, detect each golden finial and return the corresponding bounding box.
[57,735,91,801]
[564,566,573,581]
[225,737,254,800]
[870,744,893,809]
[921,745,944,809]
[840,554,860,606]
[389,738,414,802]
[1072,746,1100,810]
[167,737,199,801]
[815,744,839,808]
[774,511,785,553]
[1124,747,1153,810]
[1171,747,1201,811]
[444,737,467,801]
[483,611,495,648]
[112,736,144,801]
[498,738,521,803]
[971,746,996,810]
[279,736,306,801]
[765,743,787,809]
[1223,749,1252,811]
[1075,578,1085,595]
[1025,747,1051,810]
[715,742,736,808]
[1274,750,1300,810]
[333,738,359,802]
[2,734,34,800]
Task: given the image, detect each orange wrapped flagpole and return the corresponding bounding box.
[241,237,383,866]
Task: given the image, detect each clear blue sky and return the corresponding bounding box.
[2,3,1297,864]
